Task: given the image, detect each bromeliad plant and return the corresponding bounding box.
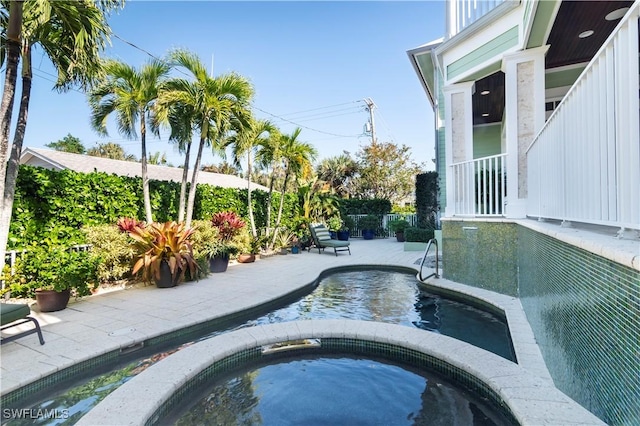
[128,221,198,285]
[210,211,246,257]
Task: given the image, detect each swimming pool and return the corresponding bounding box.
[4,268,515,425]
[169,355,513,425]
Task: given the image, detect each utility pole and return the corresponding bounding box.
[364,97,377,145]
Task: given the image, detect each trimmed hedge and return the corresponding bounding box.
[8,165,298,249]
[339,198,391,215]
[416,172,438,229]
[404,226,434,242]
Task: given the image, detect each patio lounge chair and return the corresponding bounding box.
[1,303,45,345]
[309,224,351,256]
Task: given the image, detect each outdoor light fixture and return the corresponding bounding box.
[605,8,629,21]
[482,113,489,117]
[480,90,490,95]
[579,30,594,39]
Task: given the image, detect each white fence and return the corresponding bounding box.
[347,214,418,238]
[450,153,507,217]
[527,4,640,231]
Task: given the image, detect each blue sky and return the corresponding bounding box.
[22,1,444,170]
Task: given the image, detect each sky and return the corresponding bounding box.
[21,1,444,171]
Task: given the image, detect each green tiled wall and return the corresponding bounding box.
[442,222,639,424]
[518,227,640,426]
[442,221,518,296]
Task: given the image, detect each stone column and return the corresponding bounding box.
[443,81,474,216]
[501,46,548,218]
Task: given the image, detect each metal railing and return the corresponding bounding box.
[418,238,440,281]
[450,153,507,217]
[527,3,640,232]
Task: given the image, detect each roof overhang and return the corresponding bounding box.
[20,147,66,171]
[407,37,443,110]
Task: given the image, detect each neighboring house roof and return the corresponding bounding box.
[20,147,270,192]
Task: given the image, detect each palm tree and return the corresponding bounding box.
[226,118,278,237]
[255,131,283,238]
[89,58,171,223]
[271,128,317,247]
[159,49,253,228]
[0,0,118,282]
[317,153,358,198]
[154,100,194,223]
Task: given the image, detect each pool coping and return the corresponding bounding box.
[76,320,605,426]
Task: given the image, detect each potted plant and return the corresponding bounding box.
[237,233,265,264]
[338,216,354,241]
[5,243,99,312]
[209,211,246,272]
[388,219,411,242]
[129,221,198,287]
[275,230,295,255]
[358,215,380,240]
[327,216,342,239]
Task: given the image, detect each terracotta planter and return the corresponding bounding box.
[237,254,256,263]
[35,288,71,312]
[155,260,180,288]
[395,231,406,242]
[209,254,230,273]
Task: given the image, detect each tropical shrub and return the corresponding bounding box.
[388,219,410,233]
[129,222,198,284]
[3,243,99,298]
[84,224,136,282]
[211,211,246,242]
[358,214,381,231]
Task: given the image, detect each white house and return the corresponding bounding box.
[20,147,270,192]
[407,1,639,424]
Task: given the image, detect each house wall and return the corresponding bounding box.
[518,226,639,426]
[441,221,639,425]
[473,124,502,158]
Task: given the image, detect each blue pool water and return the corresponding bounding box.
[5,269,515,425]
[170,356,512,425]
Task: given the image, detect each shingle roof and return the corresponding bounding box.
[20,148,269,192]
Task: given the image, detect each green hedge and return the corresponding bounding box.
[8,165,299,249]
[404,226,434,242]
[415,172,438,229]
[339,198,391,215]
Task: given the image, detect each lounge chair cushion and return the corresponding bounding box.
[0,303,31,325]
[1,303,45,345]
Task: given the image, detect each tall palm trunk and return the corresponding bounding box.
[0,37,29,285]
[140,114,153,223]
[247,153,257,237]
[178,141,191,223]
[185,136,206,228]
[265,166,275,236]
[271,169,290,248]
[0,1,23,203]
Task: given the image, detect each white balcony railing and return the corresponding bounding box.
[527,3,640,231]
[450,153,507,216]
[447,0,507,37]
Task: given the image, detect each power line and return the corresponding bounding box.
[278,100,363,117]
[252,104,361,138]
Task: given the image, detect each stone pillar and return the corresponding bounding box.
[443,81,474,217]
[501,46,548,218]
